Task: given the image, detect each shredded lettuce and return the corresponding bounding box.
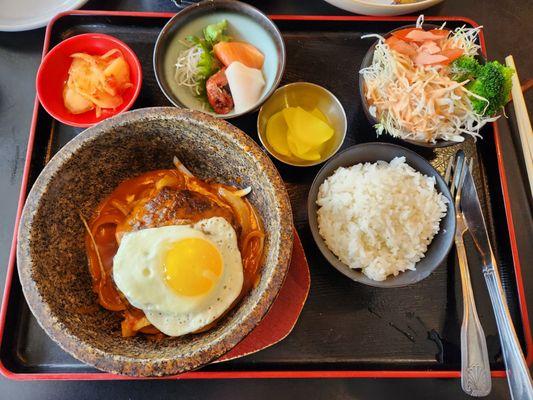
[185,19,229,49]
[203,19,230,46]
[188,39,218,79]
[195,46,217,96]
[176,20,229,101]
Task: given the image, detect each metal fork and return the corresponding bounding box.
[445,151,491,397]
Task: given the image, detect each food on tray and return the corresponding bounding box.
[359,16,514,143]
[63,49,132,117]
[174,19,265,114]
[113,218,243,337]
[82,157,265,337]
[265,106,334,162]
[204,68,234,114]
[316,157,448,281]
[213,41,265,69]
[450,56,514,117]
[225,62,266,113]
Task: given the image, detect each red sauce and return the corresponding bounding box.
[84,168,264,337]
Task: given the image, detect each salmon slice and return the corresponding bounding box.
[391,28,424,41]
[437,48,464,65]
[385,36,417,58]
[428,29,450,39]
[419,40,441,54]
[414,52,449,66]
[391,28,449,43]
[406,29,449,42]
[213,42,265,69]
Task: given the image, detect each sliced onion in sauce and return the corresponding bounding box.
[218,186,252,235]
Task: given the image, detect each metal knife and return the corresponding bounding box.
[461,167,533,400]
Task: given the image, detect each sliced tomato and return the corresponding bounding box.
[390,27,424,42]
[437,48,464,65]
[429,29,451,39]
[385,36,400,45]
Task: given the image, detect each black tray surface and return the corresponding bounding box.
[0,14,525,375]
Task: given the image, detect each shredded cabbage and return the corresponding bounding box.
[359,18,496,143]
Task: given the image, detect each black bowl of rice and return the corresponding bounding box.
[307,142,455,288]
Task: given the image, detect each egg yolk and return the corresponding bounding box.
[164,238,223,297]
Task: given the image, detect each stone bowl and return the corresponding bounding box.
[16,107,293,376]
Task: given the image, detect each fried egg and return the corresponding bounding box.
[113,217,243,336]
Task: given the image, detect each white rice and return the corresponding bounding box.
[316,157,448,281]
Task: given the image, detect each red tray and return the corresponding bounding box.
[0,10,530,380]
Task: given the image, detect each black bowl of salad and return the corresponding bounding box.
[358,21,514,147]
[154,0,286,119]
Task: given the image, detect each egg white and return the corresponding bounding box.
[112,217,243,336]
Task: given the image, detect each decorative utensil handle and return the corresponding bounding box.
[483,256,533,400]
[456,238,492,396]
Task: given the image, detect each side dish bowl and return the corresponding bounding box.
[323,0,444,16]
[36,33,142,128]
[307,142,455,288]
[257,82,347,167]
[17,107,293,376]
[359,24,457,148]
[153,0,285,119]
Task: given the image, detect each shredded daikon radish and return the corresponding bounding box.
[444,25,483,57]
[174,45,205,96]
[415,14,425,28]
[359,22,495,143]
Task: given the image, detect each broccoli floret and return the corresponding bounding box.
[450,55,481,82]
[501,64,514,103]
[467,61,514,116]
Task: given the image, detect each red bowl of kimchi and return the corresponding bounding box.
[36,33,142,128]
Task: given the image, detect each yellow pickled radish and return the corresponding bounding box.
[298,149,322,161]
[310,107,329,123]
[287,134,321,161]
[282,106,334,147]
[286,130,312,154]
[286,134,300,157]
[264,105,334,163]
[266,111,291,156]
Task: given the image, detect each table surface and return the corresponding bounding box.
[0,0,531,399]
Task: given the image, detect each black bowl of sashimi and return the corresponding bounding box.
[154,0,286,119]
